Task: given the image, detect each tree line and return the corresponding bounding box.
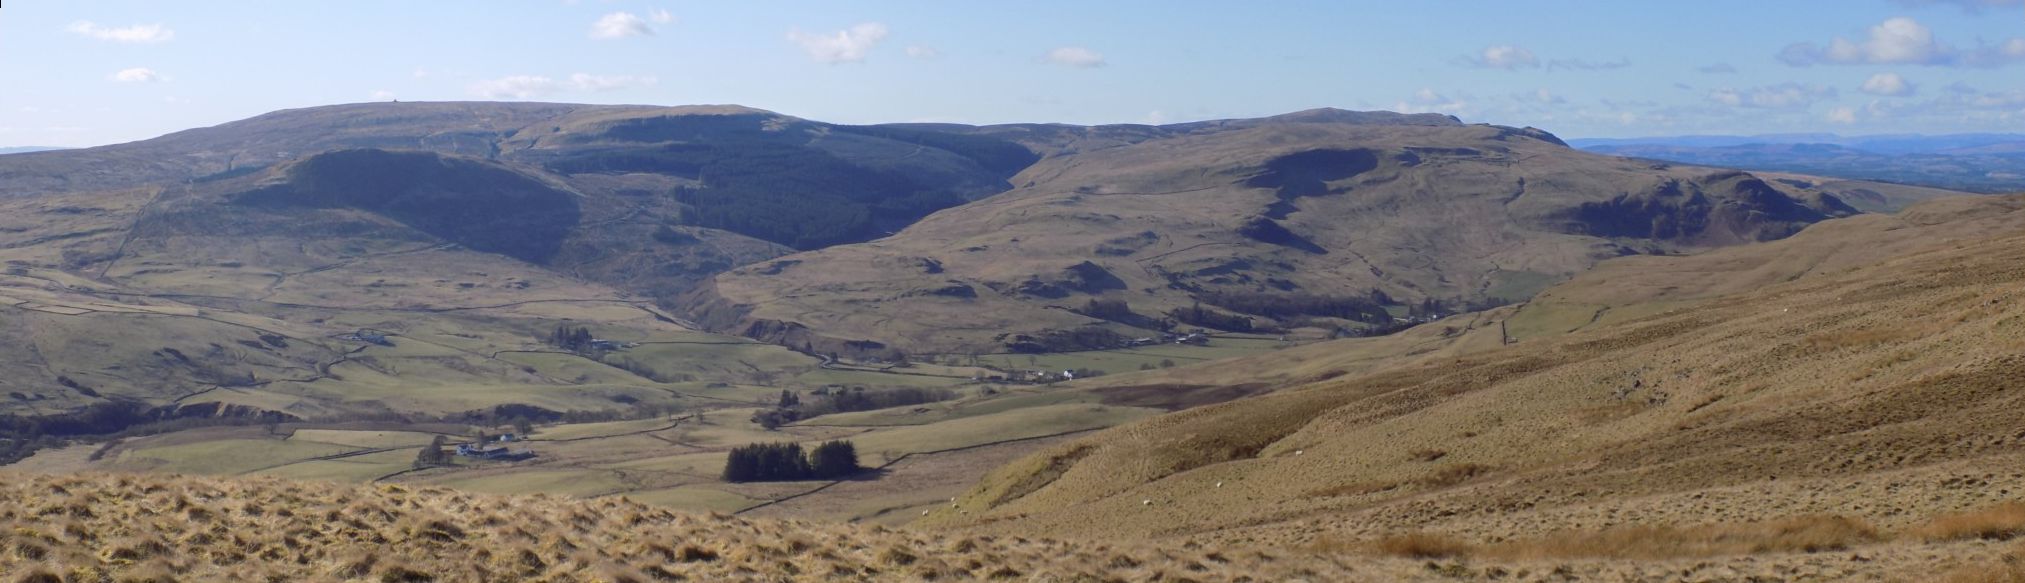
[720,440,861,483]
[544,325,598,354]
[751,387,956,429]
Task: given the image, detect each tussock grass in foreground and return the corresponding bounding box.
[1359,515,1880,561]
[1917,502,2025,542]
[1940,542,2025,583]
[0,473,1354,582]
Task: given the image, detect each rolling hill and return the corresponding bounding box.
[922,193,2025,577]
[0,102,1052,426]
[687,109,1968,357]
[0,102,1976,428]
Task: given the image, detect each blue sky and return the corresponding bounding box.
[1,0,2021,146]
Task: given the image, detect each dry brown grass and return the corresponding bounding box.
[1364,515,1879,562]
[1487,515,1879,560]
[1371,533,1471,558]
[0,472,1357,582]
[1916,502,2025,542]
[1414,463,1496,488]
[1941,542,2025,583]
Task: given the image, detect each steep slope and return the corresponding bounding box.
[689,110,1905,356]
[930,195,2025,555]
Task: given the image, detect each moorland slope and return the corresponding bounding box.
[929,194,2025,572]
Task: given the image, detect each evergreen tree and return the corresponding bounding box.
[414,435,448,468]
[811,440,860,479]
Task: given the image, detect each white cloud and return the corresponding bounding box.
[1045,46,1106,68]
[1781,17,1940,65]
[108,68,165,83]
[412,68,432,79]
[369,90,397,101]
[470,75,562,99]
[1707,83,1837,109]
[1860,72,1916,96]
[1827,106,1860,124]
[906,45,941,59]
[787,23,889,64]
[1780,17,2025,67]
[1464,45,1540,70]
[568,73,657,91]
[66,21,174,43]
[590,12,655,39]
[648,9,676,25]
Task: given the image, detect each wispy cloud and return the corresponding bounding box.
[1394,88,1471,115]
[906,45,941,59]
[1697,63,1738,74]
[1548,57,1631,71]
[1859,72,1916,96]
[108,68,166,83]
[470,75,561,99]
[1460,45,1539,70]
[1044,47,1107,68]
[590,12,655,39]
[1707,82,1837,109]
[67,21,174,43]
[787,23,889,64]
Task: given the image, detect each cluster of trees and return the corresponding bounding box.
[801,386,954,417]
[1169,302,1258,333]
[752,387,957,429]
[544,325,599,354]
[413,435,450,468]
[0,400,288,465]
[1199,291,1393,324]
[720,440,861,483]
[1079,297,1136,321]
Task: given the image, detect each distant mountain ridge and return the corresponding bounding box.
[1569,133,2025,155]
[1574,133,2025,193]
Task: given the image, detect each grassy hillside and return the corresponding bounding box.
[688,109,1965,356]
[7,450,2025,580]
[932,195,2025,562]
